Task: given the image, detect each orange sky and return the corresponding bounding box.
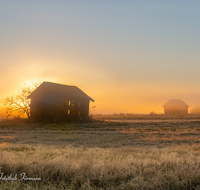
[1,1,200,116]
[1,76,200,116]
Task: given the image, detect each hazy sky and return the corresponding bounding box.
[1,1,200,114]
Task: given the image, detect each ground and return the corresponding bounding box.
[0,118,200,189]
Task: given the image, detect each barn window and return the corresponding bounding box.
[69,101,71,106]
[68,110,70,115]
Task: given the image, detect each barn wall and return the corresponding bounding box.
[30,94,89,122]
[164,107,188,114]
[30,92,59,122]
[80,100,90,119]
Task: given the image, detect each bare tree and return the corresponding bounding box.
[3,83,40,118]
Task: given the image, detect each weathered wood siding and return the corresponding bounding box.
[80,100,89,119]
[30,94,90,122]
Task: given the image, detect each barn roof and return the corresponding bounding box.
[163,99,189,108]
[27,82,94,102]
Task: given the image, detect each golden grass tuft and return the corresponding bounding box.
[1,145,200,189]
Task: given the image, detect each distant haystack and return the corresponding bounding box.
[163,99,189,114]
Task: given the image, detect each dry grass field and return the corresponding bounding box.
[0,117,200,189]
[93,113,200,120]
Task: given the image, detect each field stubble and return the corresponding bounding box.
[0,119,200,189]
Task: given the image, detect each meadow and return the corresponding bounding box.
[0,116,200,189]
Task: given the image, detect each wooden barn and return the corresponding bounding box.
[163,99,189,114]
[27,82,94,122]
